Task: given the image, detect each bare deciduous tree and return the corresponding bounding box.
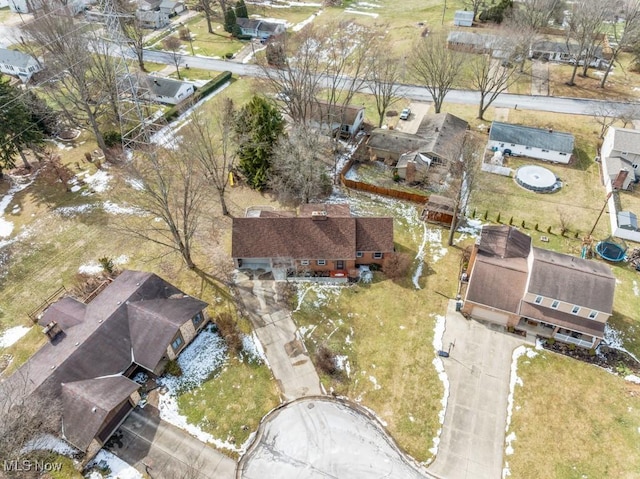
[199,0,217,33]
[181,98,237,216]
[410,32,465,114]
[122,13,148,72]
[447,132,483,246]
[592,102,620,138]
[23,3,110,154]
[510,0,566,30]
[565,0,609,85]
[366,54,402,127]
[465,0,485,20]
[0,368,63,468]
[599,0,640,87]
[163,36,184,79]
[125,150,206,270]
[268,126,332,205]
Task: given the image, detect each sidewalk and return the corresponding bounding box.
[428,300,525,479]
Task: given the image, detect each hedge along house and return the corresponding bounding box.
[232,204,394,280]
[487,121,575,163]
[0,270,209,463]
[462,225,616,349]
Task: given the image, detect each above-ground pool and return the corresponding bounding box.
[515,165,561,193]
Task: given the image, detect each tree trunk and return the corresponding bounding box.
[567,62,579,86]
[175,65,181,80]
[447,199,460,246]
[599,60,614,88]
[219,190,229,216]
[204,10,214,33]
[581,61,589,77]
[434,97,442,114]
[86,110,109,158]
[18,148,31,169]
[137,49,146,72]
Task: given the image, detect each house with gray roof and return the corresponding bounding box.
[0,48,42,83]
[159,0,185,16]
[0,270,209,462]
[232,204,394,280]
[529,40,608,69]
[141,75,195,105]
[462,225,616,348]
[601,127,640,190]
[488,121,574,163]
[236,17,286,40]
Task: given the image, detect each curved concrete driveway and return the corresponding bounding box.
[238,397,432,479]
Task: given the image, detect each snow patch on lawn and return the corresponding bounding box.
[125,177,145,191]
[503,345,537,478]
[0,325,31,348]
[336,355,351,377]
[157,325,241,453]
[344,8,379,17]
[242,332,267,364]
[292,11,321,32]
[55,204,96,217]
[23,434,78,457]
[633,280,639,297]
[427,314,449,463]
[625,374,640,384]
[81,170,111,193]
[412,222,428,289]
[87,450,142,479]
[79,262,104,275]
[0,175,36,238]
[294,282,342,311]
[102,201,144,215]
[603,324,640,363]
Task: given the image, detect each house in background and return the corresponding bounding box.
[236,18,286,40]
[141,76,195,105]
[462,225,616,349]
[0,270,209,462]
[136,8,170,28]
[529,40,609,69]
[232,203,394,280]
[0,48,41,83]
[601,127,640,191]
[307,100,365,137]
[453,10,474,27]
[159,0,185,16]
[487,121,574,163]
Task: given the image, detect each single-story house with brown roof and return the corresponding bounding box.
[0,270,209,463]
[462,225,616,348]
[232,203,394,279]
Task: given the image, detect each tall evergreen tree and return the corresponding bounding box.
[235,0,248,18]
[0,76,44,175]
[224,6,237,34]
[234,95,284,190]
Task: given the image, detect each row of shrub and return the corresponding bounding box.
[472,209,580,238]
[164,71,233,123]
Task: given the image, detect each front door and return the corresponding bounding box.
[336,260,345,270]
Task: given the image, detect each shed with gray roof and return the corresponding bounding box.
[488,121,574,163]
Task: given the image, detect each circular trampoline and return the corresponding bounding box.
[595,237,627,262]
[515,165,561,193]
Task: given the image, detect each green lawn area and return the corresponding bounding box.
[293,190,459,463]
[506,350,640,479]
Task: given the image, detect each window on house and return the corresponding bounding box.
[510,144,515,147]
[300,260,310,266]
[171,334,184,351]
[356,251,363,258]
[551,300,559,309]
[525,146,531,150]
[542,149,549,152]
[588,310,598,319]
[534,295,543,304]
[317,260,326,266]
[373,252,383,259]
[192,312,204,327]
[571,306,580,315]
[559,152,567,156]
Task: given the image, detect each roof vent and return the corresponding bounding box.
[311,211,327,220]
[92,407,97,413]
[548,128,553,133]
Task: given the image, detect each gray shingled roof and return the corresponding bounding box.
[415,113,469,161]
[528,247,616,313]
[447,31,499,49]
[608,127,640,155]
[489,121,574,154]
[367,129,430,154]
[0,48,39,69]
[237,17,262,29]
[478,225,531,258]
[605,156,637,181]
[143,76,190,98]
[531,40,604,59]
[62,376,139,451]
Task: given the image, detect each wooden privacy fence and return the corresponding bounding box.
[339,158,429,204]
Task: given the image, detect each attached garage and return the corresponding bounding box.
[468,305,511,326]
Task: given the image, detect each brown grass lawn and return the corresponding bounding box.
[293,190,458,463]
[507,350,640,479]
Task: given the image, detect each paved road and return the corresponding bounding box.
[141,49,640,117]
[108,407,236,479]
[238,397,433,479]
[427,301,526,479]
[235,278,323,401]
